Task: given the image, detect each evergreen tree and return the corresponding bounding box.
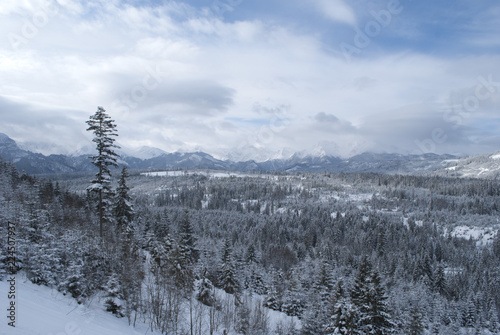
[406,306,424,335]
[219,239,239,294]
[179,209,198,263]
[313,259,334,306]
[153,210,170,241]
[114,166,134,233]
[301,308,327,335]
[264,268,283,311]
[432,263,448,298]
[325,297,359,335]
[493,229,500,258]
[245,244,257,263]
[351,257,395,335]
[86,106,119,238]
[195,275,216,307]
[169,238,195,293]
[282,273,306,317]
[58,258,86,303]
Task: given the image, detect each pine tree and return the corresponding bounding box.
[153,210,170,241]
[219,239,239,295]
[301,308,327,335]
[114,166,134,233]
[281,272,305,317]
[179,209,198,263]
[264,269,283,311]
[313,259,334,306]
[195,275,216,307]
[245,244,258,264]
[86,106,119,238]
[169,239,195,293]
[432,263,448,298]
[493,229,500,258]
[406,306,424,335]
[325,297,359,335]
[351,257,395,335]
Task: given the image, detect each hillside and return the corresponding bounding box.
[0,275,297,335]
[0,275,160,335]
[435,152,500,179]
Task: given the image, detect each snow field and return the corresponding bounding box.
[0,274,160,335]
[447,225,498,246]
[0,275,299,335]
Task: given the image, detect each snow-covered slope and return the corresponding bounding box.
[0,275,299,335]
[117,145,167,160]
[435,152,500,179]
[0,276,160,335]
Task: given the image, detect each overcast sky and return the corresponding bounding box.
[1,0,500,160]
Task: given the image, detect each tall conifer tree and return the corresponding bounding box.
[86,106,119,238]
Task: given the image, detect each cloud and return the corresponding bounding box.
[0,97,88,154]
[0,1,499,160]
[314,112,356,133]
[313,0,356,26]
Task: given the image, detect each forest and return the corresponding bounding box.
[1,108,500,334]
[1,156,500,334]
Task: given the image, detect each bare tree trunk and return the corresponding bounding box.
[99,188,103,238]
[190,296,194,335]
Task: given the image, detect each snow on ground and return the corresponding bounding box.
[143,170,187,177]
[402,218,424,229]
[141,170,262,179]
[447,225,498,246]
[0,276,299,335]
[491,153,500,160]
[0,275,160,335]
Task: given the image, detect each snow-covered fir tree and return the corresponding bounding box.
[86,106,119,238]
[114,166,134,233]
[351,257,395,335]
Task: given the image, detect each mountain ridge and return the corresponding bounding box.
[0,132,474,176]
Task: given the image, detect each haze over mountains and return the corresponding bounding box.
[1,132,500,178]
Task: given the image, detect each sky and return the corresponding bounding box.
[1,0,500,161]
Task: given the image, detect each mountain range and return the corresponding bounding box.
[1,132,499,178]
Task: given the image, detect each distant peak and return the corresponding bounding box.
[0,133,15,143]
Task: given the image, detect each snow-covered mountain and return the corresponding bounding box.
[118,145,167,160]
[0,133,29,161]
[0,132,461,175]
[434,152,500,179]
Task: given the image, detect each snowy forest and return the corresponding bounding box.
[1,109,500,334]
